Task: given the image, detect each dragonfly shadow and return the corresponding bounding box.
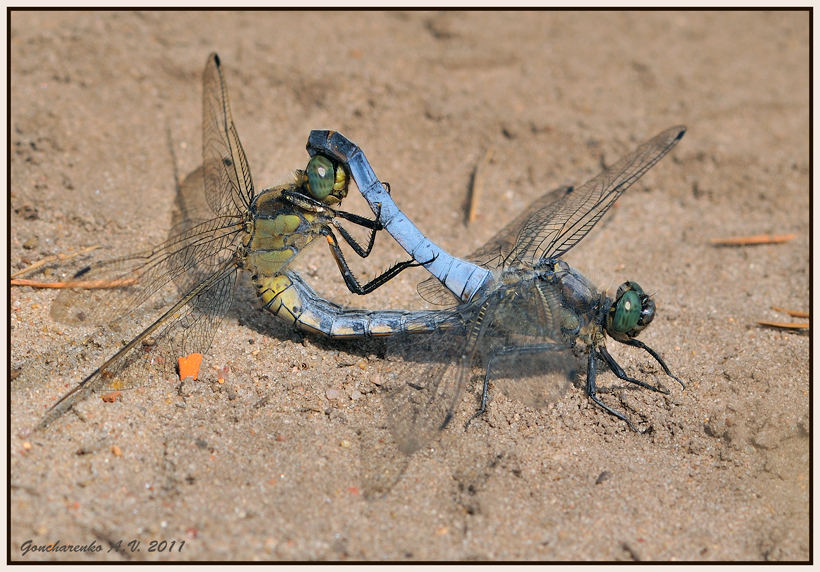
[352,420,411,500]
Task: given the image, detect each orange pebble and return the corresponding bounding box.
[178,353,203,380]
[101,391,122,403]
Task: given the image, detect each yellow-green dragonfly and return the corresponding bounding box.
[38,53,430,428]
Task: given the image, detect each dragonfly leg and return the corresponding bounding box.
[466,367,492,429]
[281,188,386,257]
[322,228,425,295]
[620,338,686,389]
[332,182,408,256]
[332,208,382,258]
[586,350,640,432]
[466,342,567,429]
[598,345,669,394]
[327,193,390,257]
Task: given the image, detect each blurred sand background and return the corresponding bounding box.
[10,11,809,561]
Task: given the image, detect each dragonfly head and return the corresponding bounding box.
[305,155,349,205]
[605,281,655,342]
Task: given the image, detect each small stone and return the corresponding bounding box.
[15,203,39,220]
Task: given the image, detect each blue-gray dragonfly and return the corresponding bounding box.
[309,126,686,453]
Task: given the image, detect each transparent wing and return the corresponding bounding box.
[54,53,251,328]
[465,186,575,270]
[510,125,685,266]
[202,52,254,217]
[416,277,462,306]
[168,164,246,296]
[383,309,478,455]
[481,280,576,409]
[41,53,251,428]
[418,126,684,304]
[51,216,242,326]
[387,279,576,454]
[418,188,570,305]
[39,263,238,429]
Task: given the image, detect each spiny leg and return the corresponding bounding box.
[620,338,686,389]
[598,345,669,394]
[333,208,383,257]
[465,342,567,429]
[331,182,394,257]
[282,187,386,258]
[322,228,425,295]
[283,191,423,294]
[585,350,640,432]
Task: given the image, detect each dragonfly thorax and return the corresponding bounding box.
[549,260,601,316]
[243,183,322,279]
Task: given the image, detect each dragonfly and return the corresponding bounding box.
[308,126,687,453]
[37,53,426,429]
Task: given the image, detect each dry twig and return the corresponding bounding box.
[10,245,101,278]
[467,147,494,224]
[710,234,795,246]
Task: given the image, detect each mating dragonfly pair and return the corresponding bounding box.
[41,53,685,454]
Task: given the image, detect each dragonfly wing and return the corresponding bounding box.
[415,186,574,305]
[511,126,685,265]
[417,126,685,301]
[416,276,461,306]
[383,306,480,455]
[469,186,575,269]
[39,263,238,429]
[489,347,576,410]
[51,217,242,326]
[482,280,576,409]
[390,279,578,452]
[384,346,469,456]
[202,53,254,218]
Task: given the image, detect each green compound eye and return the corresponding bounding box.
[612,289,642,334]
[306,156,335,200]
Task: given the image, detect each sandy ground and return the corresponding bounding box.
[9,11,809,561]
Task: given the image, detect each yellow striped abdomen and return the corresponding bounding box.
[254,272,452,339]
